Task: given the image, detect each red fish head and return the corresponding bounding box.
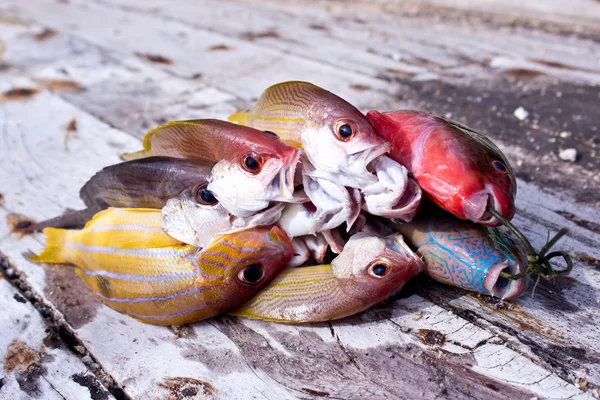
[367,110,516,226]
[423,139,516,226]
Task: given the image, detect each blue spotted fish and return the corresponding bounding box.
[396,212,527,299]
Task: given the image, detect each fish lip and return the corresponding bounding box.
[361,141,391,166]
[483,260,526,300]
[464,185,514,227]
[385,234,425,273]
[362,157,423,221]
[266,225,294,255]
[463,191,489,223]
[278,148,303,201]
[270,149,307,204]
[344,141,391,186]
[389,179,422,222]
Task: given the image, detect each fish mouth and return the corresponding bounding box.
[322,229,346,254]
[363,156,422,222]
[483,260,526,300]
[231,202,286,229]
[273,149,307,203]
[463,191,490,222]
[390,179,422,222]
[266,225,295,256]
[463,185,514,227]
[287,238,310,268]
[351,141,391,168]
[344,141,391,186]
[385,234,425,273]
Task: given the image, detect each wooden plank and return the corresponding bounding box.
[0,1,599,398]
[95,0,600,83]
[0,59,591,399]
[0,275,113,400]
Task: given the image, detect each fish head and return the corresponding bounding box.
[161,184,233,247]
[208,135,303,217]
[418,214,527,300]
[331,232,424,302]
[425,134,516,226]
[368,110,516,225]
[301,103,390,188]
[198,225,294,302]
[484,227,528,299]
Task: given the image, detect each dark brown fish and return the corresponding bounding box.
[24,157,212,232]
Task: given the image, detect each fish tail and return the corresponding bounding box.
[228,110,249,125]
[120,149,149,161]
[28,228,69,264]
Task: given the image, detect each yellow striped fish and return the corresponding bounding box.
[29,208,294,326]
[229,232,424,323]
[229,81,391,189]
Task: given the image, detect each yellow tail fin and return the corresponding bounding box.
[228,110,249,125]
[28,228,68,264]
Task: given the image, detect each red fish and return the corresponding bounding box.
[367,110,516,226]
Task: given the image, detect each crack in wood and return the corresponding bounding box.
[0,252,129,400]
[418,288,600,392]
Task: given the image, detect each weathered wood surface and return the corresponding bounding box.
[0,271,113,400]
[0,0,599,399]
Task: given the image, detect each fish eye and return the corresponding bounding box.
[263,130,278,137]
[367,259,392,278]
[238,263,264,284]
[492,160,508,173]
[334,120,357,141]
[242,152,263,174]
[194,185,218,205]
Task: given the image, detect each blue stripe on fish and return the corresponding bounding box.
[97,285,217,303]
[80,269,197,282]
[129,301,221,319]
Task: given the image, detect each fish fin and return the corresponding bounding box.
[120,149,149,161]
[228,109,249,125]
[28,228,68,264]
[23,209,96,233]
[83,208,114,229]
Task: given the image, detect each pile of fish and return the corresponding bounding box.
[29,81,533,326]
